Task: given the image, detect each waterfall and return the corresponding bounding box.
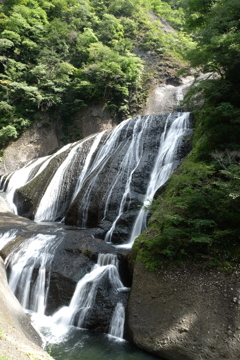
[1,112,192,246]
[34,141,87,222]
[6,233,61,314]
[2,142,73,214]
[74,118,131,228]
[50,253,125,331]
[0,172,13,192]
[0,110,193,350]
[4,157,48,213]
[34,132,106,222]
[123,112,191,248]
[70,131,106,203]
[108,302,125,340]
[104,116,152,243]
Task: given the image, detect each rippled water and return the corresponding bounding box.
[46,328,161,360]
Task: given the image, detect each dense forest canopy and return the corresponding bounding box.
[0,0,240,270]
[0,0,191,147]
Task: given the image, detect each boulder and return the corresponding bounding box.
[126,261,240,360]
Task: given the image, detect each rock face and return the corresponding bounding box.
[126,261,240,360]
[72,103,115,139]
[0,106,115,176]
[0,194,130,334]
[9,113,192,245]
[144,76,193,115]
[0,257,54,360]
[0,118,61,175]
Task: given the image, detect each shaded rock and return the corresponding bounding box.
[46,230,117,315]
[82,272,130,333]
[126,261,240,360]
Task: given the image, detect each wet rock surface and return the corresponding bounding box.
[126,261,240,360]
[83,273,129,333]
[0,196,131,333]
[0,257,54,360]
[65,114,182,242]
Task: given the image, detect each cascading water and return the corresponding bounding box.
[2,112,192,248]
[122,111,191,248]
[104,116,151,242]
[109,302,125,340]
[70,131,106,203]
[34,132,106,222]
[34,140,90,222]
[0,229,19,251]
[46,253,126,340]
[0,107,192,359]
[4,157,48,213]
[6,233,61,314]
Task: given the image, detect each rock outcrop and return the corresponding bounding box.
[0,257,53,360]
[0,195,130,334]
[10,113,192,244]
[0,118,61,175]
[126,261,240,360]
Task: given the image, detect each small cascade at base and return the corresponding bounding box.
[109,302,125,340]
[3,233,128,343]
[47,253,127,341]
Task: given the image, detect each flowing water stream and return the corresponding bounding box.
[0,108,192,360]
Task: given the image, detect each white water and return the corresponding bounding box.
[109,302,125,340]
[27,253,127,343]
[2,143,73,214]
[34,141,84,221]
[6,233,60,314]
[70,131,106,203]
[78,119,131,227]
[104,116,152,243]
[34,143,72,178]
[120,112,191,248]
[35,133,105,222]
[4,157,48,213]
[0,229,19,251]
[50,253,125,331]
[0,172,12,191]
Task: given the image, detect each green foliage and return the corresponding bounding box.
[0,328,6,340]
[0,0,191,146]
[135,154,240,270]
[134,0,240,271]
[0,125,18,144]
